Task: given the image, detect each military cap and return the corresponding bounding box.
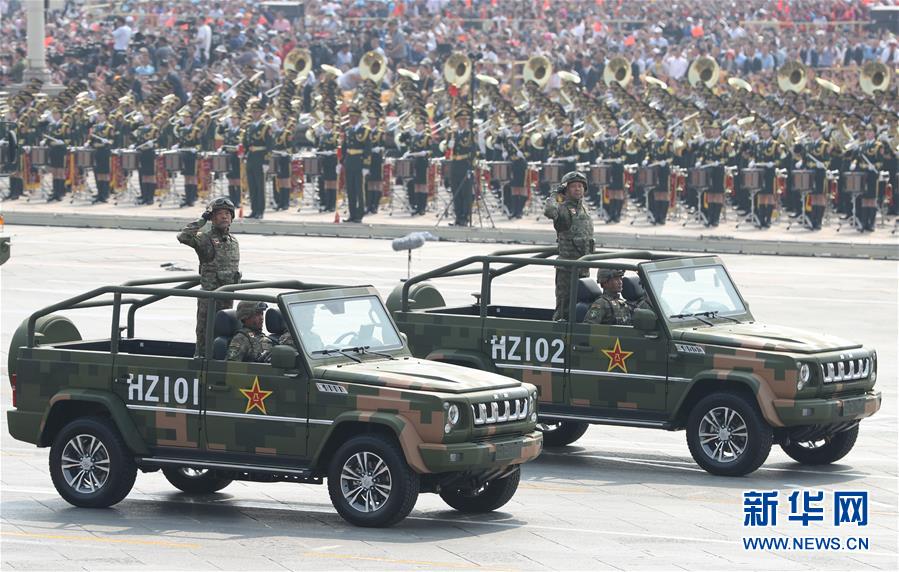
[454,107,471,120]
[597,268,625,283]
[346,104,361,115]
[236,301,267,321]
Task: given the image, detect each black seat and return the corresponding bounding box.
[575,278,603,322]
[266,307,286,337]
[621,276,646,303]
[212,309,240,360]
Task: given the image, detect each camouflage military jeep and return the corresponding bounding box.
[388,247,881,477]
[6,275,541,527]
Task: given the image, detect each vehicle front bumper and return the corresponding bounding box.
[774,391,881,426]
[418,431,543,473]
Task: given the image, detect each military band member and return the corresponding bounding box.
[552,118,578,183]
[44,107,69,202]
[404,113,432,216]
[272,115,295,211]
[448,107,475,227]
[341,105,369,223]
[364,111,385,214]
[134,115,158,205]
[854,125,886,232]
[241,101,272,219]
[544,171,595,321]
[693,121,727,227]
[4,109,24,201]
[217,112,242,207]
[646,123,672,224]
[177,197,241,357]
[318,116,340,212]
[505,120,529,219]
[751,122,785,228]
[89,110,115,203]
[798,123,830,230]
[174,111,201,207]
[599,122,626,222]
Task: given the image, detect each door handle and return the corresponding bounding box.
[207,384,230,392]
[572,343,592,352]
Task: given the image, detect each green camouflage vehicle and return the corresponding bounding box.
[388,247,881,477]
[6,275,542,527]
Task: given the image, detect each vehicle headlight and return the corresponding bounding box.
[444,402,460,434]
[797,363,811,390]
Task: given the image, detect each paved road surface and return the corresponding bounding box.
[1,226,896,570]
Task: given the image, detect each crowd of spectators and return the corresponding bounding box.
[1,0,898,102]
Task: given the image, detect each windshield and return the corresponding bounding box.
[287,295,403,356]
[646,265,747,321]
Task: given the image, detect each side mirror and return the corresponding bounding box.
[633,308,658,332]
[270,345,299,369]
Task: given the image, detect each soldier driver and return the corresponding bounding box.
[584,269,632,325]
[177,197,241,356]
[227,301,274,362]
[544,171,595,321]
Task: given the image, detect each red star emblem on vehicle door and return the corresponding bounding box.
[602,338,633,373]
[239,377,273,414]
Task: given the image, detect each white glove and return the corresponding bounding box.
[336,164,343,176]
[362,168,370,177]
[748,160,756,168]
[794,160,802,169]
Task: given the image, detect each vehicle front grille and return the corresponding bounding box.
[471,397,529,426]
[822,357,871,383]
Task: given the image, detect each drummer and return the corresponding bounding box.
[406,112,432,216]
[646,122,672,224]
[89,109,116,203]
[217,104,243,208]
[552,116,578,183]
[174,110,200,208]
[598,121,626,223]
[44,106,70,203]
[272,113,295,211]
[364,108,385,215]
[505,118,529,220]
[317,115,340,212]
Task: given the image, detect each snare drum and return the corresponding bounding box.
[117,149,139,171]
[208,152,229,173]
[791,169,815,192]
[541,162,562,184]
[843,172,866,194]
[636,165,658,187]
[590,163,612,186]
[28,146,49,166]
[488,161,511,181]
[303,155,321,177]
[394,158,414,178]
[688,167,709,189]
[162,150,181,172]
[740,167,764,190]
[74,147,95,168]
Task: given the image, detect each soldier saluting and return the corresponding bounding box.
[544,171,595,321]
[177,197,241,356]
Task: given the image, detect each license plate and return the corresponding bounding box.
[494,442,517,460]
[842,397,866,417]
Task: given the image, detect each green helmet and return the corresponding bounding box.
[560,170,588,188]
[207,197,236,217]
[236,301,267,321]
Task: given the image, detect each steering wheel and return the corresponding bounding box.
[680,297,705,313]
[332,331,360,347]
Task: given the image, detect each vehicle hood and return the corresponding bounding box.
[314,358,522,394]
[675,323,862,354]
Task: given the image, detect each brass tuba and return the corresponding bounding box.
[603,56,632,87]
[523,55,552,87]
[360,50,388,83]
[688,56,720,88]
[860,61,891,95]
[443,52,472,87]
[558,70,581,108]
[284,48,312,78]
[777,60,807,93]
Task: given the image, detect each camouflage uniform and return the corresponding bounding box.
[226,326,274,362]
[177,217,241,355]
[544,190,595,320]
[584,292,633,325]
[278,332,295,347]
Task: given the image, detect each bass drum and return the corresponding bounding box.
[7,314,82,377]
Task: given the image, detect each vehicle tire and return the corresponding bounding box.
[537,421,589,447]
[49,416,136,508]
[162,467,232,494]
[686,391,773,477]
[439,466,521,513]
[781,425,859,465]
[327,434,419,527]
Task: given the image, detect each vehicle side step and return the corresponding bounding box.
[138,457,322,484]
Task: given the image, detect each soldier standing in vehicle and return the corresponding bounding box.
[177,197,241,356]
[584,269,632,325]
[544,171,595,321]
[227,301,274,362]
